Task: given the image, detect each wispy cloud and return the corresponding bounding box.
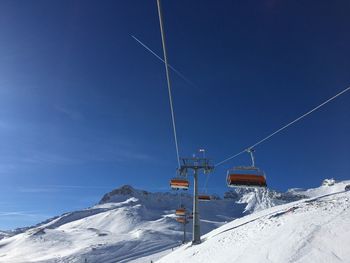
[0,211,50,219]
[104,149,155,162]
[17,185,111,193]
[25,147,155,165]
[16,187,61,193]
[21,151,81,165]
[0,147,156,177]
[0,124,158,178]
[55,105,83,120]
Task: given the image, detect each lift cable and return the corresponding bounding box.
[131,35,197,88]
[215,86,350,167]
[156,0,181,168]
[203,172,210,194]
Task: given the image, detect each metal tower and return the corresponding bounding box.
[178,157,213,244]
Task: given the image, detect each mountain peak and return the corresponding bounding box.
[98,185,149,204]
[322,178,336,186]
[116,185,135,194]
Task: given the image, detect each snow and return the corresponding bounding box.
[0,185,241,263]
[0,181,349,262]
[157,180,350,263]
[0,232,10,241]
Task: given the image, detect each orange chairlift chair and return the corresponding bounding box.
[226,148,267,188]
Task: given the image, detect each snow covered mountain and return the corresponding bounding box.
[224,187,307,214]
[0,180,347,262]
[158,180,350,263]
[0,231,10,241]
[0,185,240,263]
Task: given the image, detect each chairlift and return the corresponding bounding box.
[170,178,189,190]
[198,194,211,201]
[170,168,189,190]
[227,149,267,188]
[176,217,188,224]
[175,207,186,216]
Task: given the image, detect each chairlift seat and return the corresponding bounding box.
[170,178,189,190]
[227,167,267,188]
[176,217,188,224]
[198,195,211,201]
[175,208,186,216]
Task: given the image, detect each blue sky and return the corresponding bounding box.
[0,0,349,230]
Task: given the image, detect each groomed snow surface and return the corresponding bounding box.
[158,180,350,263]
[0,180,349,262]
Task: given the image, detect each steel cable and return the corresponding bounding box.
[156,0,181,168]
[215,86,350,167]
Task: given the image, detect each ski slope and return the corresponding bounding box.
[158,180,350,263]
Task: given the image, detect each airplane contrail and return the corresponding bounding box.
[131,34,197,88]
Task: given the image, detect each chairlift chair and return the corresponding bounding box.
[176,217,188,224]
[175,207,186,216]
[226,149,267,188]
[198,194,211,201]
[227,167,267,187]
[170,178,189,190]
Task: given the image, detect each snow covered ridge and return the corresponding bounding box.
[98,185,190,206]
[224,187,308,213]
[0,180,348,263]
[0,231,10,241]
[99,185,150,203]
[157,180,350,263]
